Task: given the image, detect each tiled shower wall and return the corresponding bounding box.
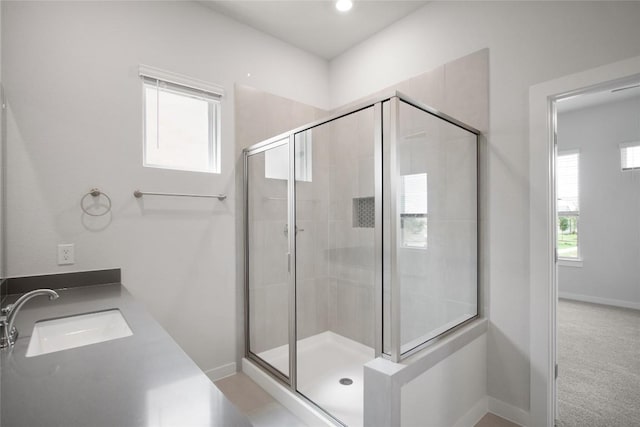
[236,48,488,353]
[236,85,327,353]
[325,108,377,347]
[376,49,487,350]
[294,126,331,343]
[323,49,488,349]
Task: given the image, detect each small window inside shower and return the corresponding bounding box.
[620,141,640,170]
[265,131,312,181]
[400,173,428,249]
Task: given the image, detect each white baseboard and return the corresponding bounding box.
[242,358,333,427]
[559,292,640,310]
[204,362,237,382]
[488,397,530,427]
[453,396,488,427]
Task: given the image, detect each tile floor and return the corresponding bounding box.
[215,372,306,427]
[475,413,520,427]
[215,372,519,427]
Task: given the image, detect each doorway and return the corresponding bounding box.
[529,55,640,427]
[553,82,640,426]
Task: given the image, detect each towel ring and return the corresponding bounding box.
[81,188,112,217]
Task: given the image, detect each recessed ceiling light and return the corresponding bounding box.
[335,0,353,13]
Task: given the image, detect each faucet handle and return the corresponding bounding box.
[1,305,12,316]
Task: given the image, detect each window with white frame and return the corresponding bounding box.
[557,151,580,259]
[620,141,640,170]
[141,66,222,173]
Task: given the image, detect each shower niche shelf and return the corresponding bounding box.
[352,196,375,228]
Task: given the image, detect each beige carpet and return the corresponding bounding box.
[557,299,640,427]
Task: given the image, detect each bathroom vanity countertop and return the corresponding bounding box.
[1,283,252,427]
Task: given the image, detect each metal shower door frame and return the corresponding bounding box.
[242,90,481,413]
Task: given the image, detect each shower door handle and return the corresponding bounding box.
[284,224,304,236]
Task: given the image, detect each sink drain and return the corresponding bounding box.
[339,378,353,386]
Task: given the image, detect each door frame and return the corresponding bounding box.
[528,55,640,427]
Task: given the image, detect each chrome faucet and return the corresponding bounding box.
[1,289,59,349]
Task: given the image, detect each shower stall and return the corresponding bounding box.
[243,92,479,426]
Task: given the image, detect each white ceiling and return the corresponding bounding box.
[202,1,429,60]
[556,81,640,113]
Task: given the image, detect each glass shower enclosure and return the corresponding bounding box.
[244,92,479,426]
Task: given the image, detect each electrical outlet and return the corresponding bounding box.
[57,244,75,265]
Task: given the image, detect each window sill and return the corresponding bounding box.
[558,258,582,267]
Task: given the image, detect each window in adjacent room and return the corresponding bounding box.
[141,66,222,173]
[620,141,640,170]
[557,150,580,259]
[400,173,428,249]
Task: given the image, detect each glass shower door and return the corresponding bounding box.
[246,140,291,380]
[294,107,377,427]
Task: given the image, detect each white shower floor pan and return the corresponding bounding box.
[252,331,375,427]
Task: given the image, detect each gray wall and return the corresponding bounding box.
[558,95,640,309]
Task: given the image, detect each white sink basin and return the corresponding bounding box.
[26,309,133,357]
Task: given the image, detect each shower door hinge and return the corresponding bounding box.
[555,363,558,379]
[287,253,291,273]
